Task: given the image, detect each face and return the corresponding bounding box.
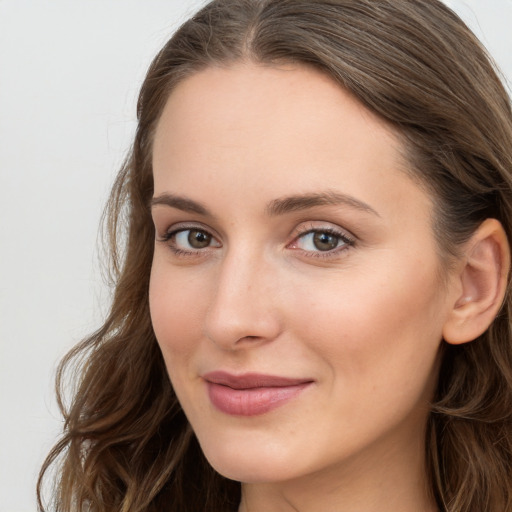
[149,63,457,485]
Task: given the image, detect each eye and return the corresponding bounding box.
[289,227,354,255]
[175,229,215,250]
[159,226,221,255]
[299,231,342,251]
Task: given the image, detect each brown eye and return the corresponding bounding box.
[168,228,220,253]
[187,229,212,249]
[312,232,340,251]
[291,228,353,256]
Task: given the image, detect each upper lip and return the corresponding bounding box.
[202,371,314,390]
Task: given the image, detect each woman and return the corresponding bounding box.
[38,1,512,511]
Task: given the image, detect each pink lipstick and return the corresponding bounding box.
[203,371,313,416]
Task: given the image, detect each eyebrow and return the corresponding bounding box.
[150,190,379,217]
[151,193,211,216]
[266,191,380,217]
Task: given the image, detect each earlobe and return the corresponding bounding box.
[443,218,510,345]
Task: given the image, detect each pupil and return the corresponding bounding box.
[188,230,210,248]
[313,232,338,251]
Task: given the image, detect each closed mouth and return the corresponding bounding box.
[202,371,314,416]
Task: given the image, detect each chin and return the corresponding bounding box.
[199,439,301,484]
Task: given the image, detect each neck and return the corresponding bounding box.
[238,426,438,512]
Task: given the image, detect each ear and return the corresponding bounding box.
[443,218,510,345]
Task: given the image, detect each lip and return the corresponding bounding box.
[203,371,314,416]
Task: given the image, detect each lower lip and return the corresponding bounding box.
[206,382,311,416]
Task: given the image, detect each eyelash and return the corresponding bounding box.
[157,224,218,258]
[289,226,355,259]
[157,223,355,259]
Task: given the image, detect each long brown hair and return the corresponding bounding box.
[38,1,512,511]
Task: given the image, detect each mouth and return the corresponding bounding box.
[202,371,314,416]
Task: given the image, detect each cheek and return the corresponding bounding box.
[149,258,209,360]
[287,260,446,388]
[281,265,445,460]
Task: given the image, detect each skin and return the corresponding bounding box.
[148,63,459,512]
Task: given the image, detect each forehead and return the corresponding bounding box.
[154,63,399,161]
[152,63,431,226]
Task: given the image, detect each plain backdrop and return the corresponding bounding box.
[0,1,511,511]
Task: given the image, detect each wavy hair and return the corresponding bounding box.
[38,1,512,511]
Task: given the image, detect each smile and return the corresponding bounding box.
[203,371,314,416]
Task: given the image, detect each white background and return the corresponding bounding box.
[0,1,511,511]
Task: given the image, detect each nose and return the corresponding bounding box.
[203,248,283,350]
